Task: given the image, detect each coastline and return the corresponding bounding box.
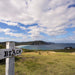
[16,45,30,47]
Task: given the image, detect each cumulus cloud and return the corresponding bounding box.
[28,0,75,37]
[0,37,27,42]
[0,37,9,40]
[0,28,11,32]
[52,35,75,43]
[28,26,44,40]
[0,0,36,24]
[17,25,26,30]
[0,20,26,30]
[73,31,75,33]
[0,28,26,37]
[0,0,75,42]
[0,20,18,26]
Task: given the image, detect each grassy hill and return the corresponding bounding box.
[0,44,75,75]
[0,48,75,75]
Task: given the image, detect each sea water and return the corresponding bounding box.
[16,43,75,50]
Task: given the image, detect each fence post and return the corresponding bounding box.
[6,42,15,75]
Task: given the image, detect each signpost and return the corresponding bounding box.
[0,49,22,60]
[0,42,22,75]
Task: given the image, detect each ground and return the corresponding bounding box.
[0,50,75,75]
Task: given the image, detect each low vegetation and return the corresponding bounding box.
[0,47,75,75]
[22,48,75,53]
[0,44,5,49]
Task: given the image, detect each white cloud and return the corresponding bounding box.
[73,31,75,33]
[0,28,11,32]
[0,28,26,37]
[0,37,26,42]
[0,0,36,24]
[0,0,75,41]
[52,35,75,43]
[17,25,26,30]
[28,26,43,40]
[5,32,24,37]
[0,20,18,26]
[0,20,26,30]
[0,37,10,40]
[28,0,75,37]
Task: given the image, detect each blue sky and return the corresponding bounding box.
[0,0,75,43]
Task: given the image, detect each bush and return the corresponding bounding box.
[0,44,5,49]
[0,59,5,65]
[22,49,36,52]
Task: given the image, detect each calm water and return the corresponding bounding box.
[17,44,75,50]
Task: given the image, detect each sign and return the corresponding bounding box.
[0,42,23,75]
[0,49,22,60]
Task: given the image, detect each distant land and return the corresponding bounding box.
[0,40,54,46]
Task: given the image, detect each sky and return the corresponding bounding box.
[0,0,75,43]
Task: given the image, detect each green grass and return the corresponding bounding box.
[22,48,75,52]
[0,49,75,75]
[52,48,75,52]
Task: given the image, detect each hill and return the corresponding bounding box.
[0,41,54,46]
[0,50,75,75]
[15,41,54,46]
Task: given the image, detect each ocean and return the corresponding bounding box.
[16,43,75,50]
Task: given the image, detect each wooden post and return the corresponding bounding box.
[6,42,15,75]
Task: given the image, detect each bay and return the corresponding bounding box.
[16,43,75,50]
